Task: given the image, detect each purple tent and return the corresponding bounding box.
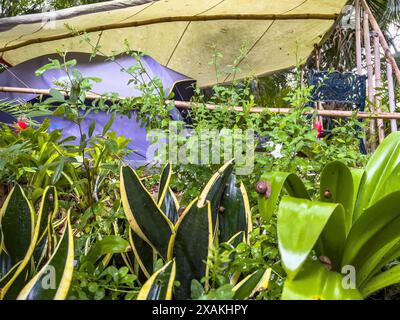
[0,52,195,163]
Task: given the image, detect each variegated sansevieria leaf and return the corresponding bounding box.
[16,210,74,300]
[0,185,37,299]
[120,165,174,260]
[233,268,271,300]
[158,163,180,224]
[137,260,176,300]
[168,199,212,300]
[198,159,234,230]
[128,228,154,281]
[219,174,252,244]
[33,187,58,268]
[0,185,34,266]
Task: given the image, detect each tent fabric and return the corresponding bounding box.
[0,52,195,163]
[0,0,348,87]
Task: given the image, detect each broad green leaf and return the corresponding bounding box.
[198,160,234,229]
[258,172,309,223]
[320,161,354,233]
[120,166,174,260]
[282,261,363,300]
[129,228,154,280]
[354,132,400,221]
[278,197,346,278]
[84,236,129,264]
[17,211,74,300]
[233,268,271,299]
[88,120,96,138]
[342,191,400,273]
[137,260,176,300]
[168,199,212,300]
[361,264,400,297]
[219,175,251,243]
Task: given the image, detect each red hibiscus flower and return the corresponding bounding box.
[313,121,323,138]
[16,118,28,131]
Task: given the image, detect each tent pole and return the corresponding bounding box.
[1,85,400,120]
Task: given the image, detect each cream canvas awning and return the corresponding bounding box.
[0,0,349,87]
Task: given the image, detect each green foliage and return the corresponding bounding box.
[263,132,400,299]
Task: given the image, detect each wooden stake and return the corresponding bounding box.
[373,32,385,142]
[363,12,377,150]
[1,85,400,120]
[387,62,398,132]
[361,0,400,85]
[355,0,363,74]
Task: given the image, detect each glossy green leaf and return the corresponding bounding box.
[361,264,400,297]
[278,197,346,278]
[84,236,129,264]
[102,111,116,135]
[342,191,400,275]
[219,175,251,243]
[120,165,174,260]
[233,268,271,299]
[354,132,400,221]
[137,260,176,300]
[198,160,234,229]
[168,199,212,300]
[157,163,180,224]
[320,161,354,233]
[258,172,309,223]
[282,261,363,300]
[17,211,74,300]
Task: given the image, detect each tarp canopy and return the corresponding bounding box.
[0,0,349,87]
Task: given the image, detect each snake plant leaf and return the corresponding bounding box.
[354,132,400,221]
[129,228,154,280]
[232,268,271,300]
[136,260,176,300]
[282,261,363,300]
[219,175,252,243]
[33,186,58,267]
[278,197,346,278]
[84,236,129,264]
[17,210,74,300]
[120,165,174,260]
[157,164,179,223]
[320,161,355,234]
[157,163,172,205]
[168,199,212,300]
[258,172,309,223]
[160,188,180,225]
[198,160,234,229]
[0,185,34,265]
[361,264,400,297]
[342,191,400,273]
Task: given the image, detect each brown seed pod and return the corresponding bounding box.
[319,255,332,270]
[219,206,226,214]
[256,180,271,199]
[323,190,332,199]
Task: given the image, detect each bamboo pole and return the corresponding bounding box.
[361,0,400,85]
[373,32,385,142]
[363,11,377,150]
[355,0,363,74]
[0,13,339,54]
[2,85,400,120]
[387,62,398,131]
